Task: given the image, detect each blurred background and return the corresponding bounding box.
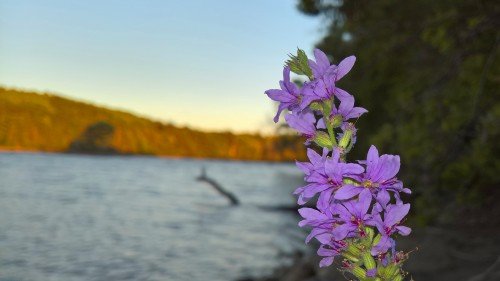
[0,0,498,280]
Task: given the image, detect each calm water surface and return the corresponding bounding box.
[0,153,307,281]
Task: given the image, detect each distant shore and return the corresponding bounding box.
[0,149,297,163]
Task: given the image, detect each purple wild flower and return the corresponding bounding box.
[334,145,410,203]
[295,148,329,177]
[329,93,368,127]
[294,148,364,209]
[301,49,357,105]
[284,111,317,144]
[265,48,413,278]
[331,189,373,240]
[265,66,302,122]
[315,235,348,267]
[308,48,356,81]
[370,203,411,255]
[298,206,339,243]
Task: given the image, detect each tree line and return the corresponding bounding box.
[0,87,306,161]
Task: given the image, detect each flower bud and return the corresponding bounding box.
[309,102,322,111]
[346,244,362,256]
[351,266,366,279]
[330,114,343,128]
[313,131,333,149]
[373,234,382,246]
[382,264,399,279]
[364,227,375,241]
[362,252,377,270]
[285,48,313,78]
[342,178,356,185]
[342,252,359,263]
[377,265,386,277]
[339,129,353,148]
[393,274,404,281]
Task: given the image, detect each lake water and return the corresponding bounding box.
[0,153,307,281]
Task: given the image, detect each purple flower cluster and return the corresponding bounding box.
[265,49,412,279]
[297,145,411,264]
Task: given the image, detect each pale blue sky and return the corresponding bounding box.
[0,0,322,133]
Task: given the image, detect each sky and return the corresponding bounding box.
[0,0,323,133]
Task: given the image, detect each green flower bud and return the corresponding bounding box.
[351,266,367,279]
[343,178,357,185]
[364,227,375,241]
[339,129,353,148]
[346,243,362,256]
[321,100,333,115]
[342,252,360,263]
[362,252,377,270]
[382,264,399,279]
[330,114,343,128]
[309,101,322,111]
[313,131,333,149]
[373,234,382,246]
[377,265,386,277]
[393,274,404,281]
[285,48,313,78]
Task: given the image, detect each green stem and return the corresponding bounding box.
[321,100,337,147]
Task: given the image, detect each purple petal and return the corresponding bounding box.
[293,185,305,195]
[317,188,333,211]
[358,189,372,216]
[332,225,351,241]
[297,194,307,205]
[345,107,368,119]
[376,189,390,209]
[318,245,337,257]
[319,257,334,268]
[336,55,356,80]
[334,203,353,221]
[396,226,412,236]
[301,110,317,123]
[298,208,324,220]
[334,184,363,200]
[316,118,326,129]
[385,203,410,227]
[265,89,293,102]
[377,155,400,181]
[306,227,327,243]
[296,161,312,175]
[272,102,288,123]
[342,163,364,175]
[324,159,341,181]
[337,93,355,116]
[303,183,331,198]
[307,171,328,184]
[333,87,351,100]
[367,269,377,277]
[300,95,317,110]
[315,233,333,244]
[308,49,331,78]
[306,148,322,165]
[371,235,392,255]
[282,66,291,85]
[285,114,315,136]
[314,49,330,69]
[366,145,379,174]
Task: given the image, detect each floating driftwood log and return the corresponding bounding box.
[197,168,239,205]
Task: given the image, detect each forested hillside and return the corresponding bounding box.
[0,87,305,161]
[297,0,499,223]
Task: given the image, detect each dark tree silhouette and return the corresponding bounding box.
[68,121,118,154]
